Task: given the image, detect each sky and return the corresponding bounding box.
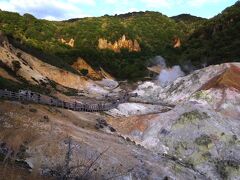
[0,0,237,20]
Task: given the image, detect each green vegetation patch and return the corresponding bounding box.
[215,159,240,179]
[0,2,239,80]
[12,60,21,72]
[191,90,212,103]
[177,110,209,124]
[194,134,212,147]
[179,2,240,67]
[0,10,195,80]
[80,69,89,76]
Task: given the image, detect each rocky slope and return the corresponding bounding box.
[107,63,240,179]
[0,100,206,179]
[0,34,112,96]
[132,63,239,104]
[72,58,113,80]
[0,60,240,179]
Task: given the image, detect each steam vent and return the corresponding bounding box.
[0,1,240,179]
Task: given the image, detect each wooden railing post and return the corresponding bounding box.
[0,89,132,112]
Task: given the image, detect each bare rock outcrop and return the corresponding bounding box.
[59,38,75,47]
[98,35,141,53]
[0,38,49,85]
[0,35,107,93]
[107,63,240,179]
[173,37,181,48]
[72,58,114,80]
[72,58,102,80]
[133,63,239,104]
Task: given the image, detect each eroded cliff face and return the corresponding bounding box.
[98,35,141,53]
[173,37,181,48]
[72,58,114,80]
[0,40,49,85]
[59,38,75,47]
[0,35,108,93]
[72,58,102,80]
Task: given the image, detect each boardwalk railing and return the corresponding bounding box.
[0,89,137,112]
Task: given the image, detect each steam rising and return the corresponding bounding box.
[158,66,185,87]
[153,56,185,87]
[152,56,167,68]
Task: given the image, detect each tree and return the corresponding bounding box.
[80,69,88,76]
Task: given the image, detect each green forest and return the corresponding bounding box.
[0,1,239,80]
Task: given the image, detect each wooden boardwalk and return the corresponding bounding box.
[0,89,137,112]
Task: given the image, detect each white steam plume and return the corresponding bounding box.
[158,66,185,87]
[153,56,185,87]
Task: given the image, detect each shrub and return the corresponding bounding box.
[29,108,37,113]
[80,69,88,76]
[12,61,21,72]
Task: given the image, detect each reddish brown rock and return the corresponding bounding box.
[173,37,181,48]
[200,65,240,91]
[72,58,114,80]
[108,114,158,134]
